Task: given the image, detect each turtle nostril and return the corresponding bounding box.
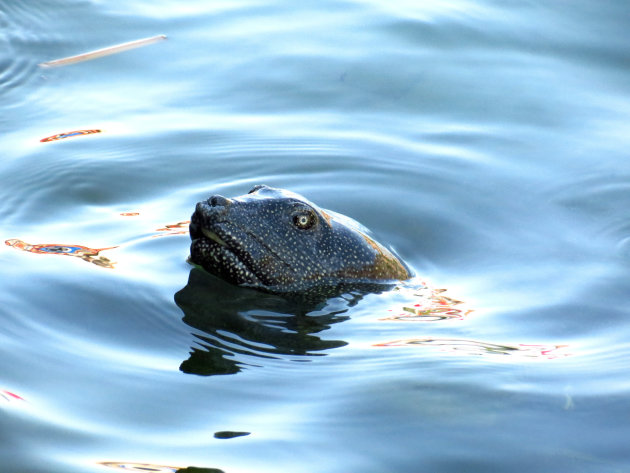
[209,195,231,207]
[248,184,267,194]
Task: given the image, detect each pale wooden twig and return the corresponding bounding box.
[39,34,167,68]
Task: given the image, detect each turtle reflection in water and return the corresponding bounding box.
[175,267,351,376]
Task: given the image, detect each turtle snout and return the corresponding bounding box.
[195,195,232,216]
[191,195,231,240]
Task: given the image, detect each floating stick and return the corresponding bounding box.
[39,34,167,68]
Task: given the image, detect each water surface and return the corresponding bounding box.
[2,1,630,472]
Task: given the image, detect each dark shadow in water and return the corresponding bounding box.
[174,268,355,376]
[176,468,224,473]
[214,431,250,439]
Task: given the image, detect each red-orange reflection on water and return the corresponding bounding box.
[1,389,25,403]
[5,239,117,268]
[382,284,473,322]
[98,461,223,473]
[99,462,178,472]
[376,282,570,360]
[39,129,101,142]
[375,338,571,360]
[4,217,189,269]
[153,220,190,237]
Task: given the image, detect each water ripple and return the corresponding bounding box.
[547,173,630,260]
[2,1,630,472]
[0,2,63,131]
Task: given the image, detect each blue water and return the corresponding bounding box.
[2,1,630,472]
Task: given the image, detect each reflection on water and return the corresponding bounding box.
[100,463,178,473]
[39,129,101,142]
[5,238,117,268]
[154,220,190,237]
[374,285,569,360]
[0,389,25,404]
[2,0,629,470]
[4,218,189,269]
[175,268,349,376]
[382,283,472,321]
[99,462,223,473]
[375,338,571,360]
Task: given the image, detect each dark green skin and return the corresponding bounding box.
[189,185,411,295]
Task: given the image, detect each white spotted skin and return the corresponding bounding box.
[189,185,411,295]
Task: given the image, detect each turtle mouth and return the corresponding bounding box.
[189,218,263,287]
[201,227,228,247]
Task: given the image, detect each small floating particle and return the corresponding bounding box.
[213,431,251,439]
[39,34,167,68]
[1,390,25,403]
[40,129,102,142]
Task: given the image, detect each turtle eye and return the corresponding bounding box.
[293,210,317,230]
